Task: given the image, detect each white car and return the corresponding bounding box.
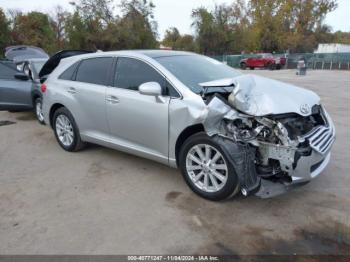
[41,50,335,201]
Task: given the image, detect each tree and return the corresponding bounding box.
[0,8,11,56]
[115,0,158,49]
[12,11,56,53]
[191,7,221,54]
[50,5,70,50]
[175,34,197,51]
[65,11,90,50]
[162,27,181,48]
[71,0,114,24]
[333,31,350,44]
[162,27,197,51]
[248,0,338,52]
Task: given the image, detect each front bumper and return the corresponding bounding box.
[255,110,335,198]
[255,152,331,199]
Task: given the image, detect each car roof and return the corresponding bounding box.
[68,50,195,60]
[137,50,194,58]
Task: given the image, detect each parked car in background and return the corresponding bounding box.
[0,46,49,124]
[240,53,286,70]
[5,45,49,71]
[41,50,335,201]
[0,58,48,124]
[0,47,92,124]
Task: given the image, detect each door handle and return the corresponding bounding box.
[106,95,119,104]
[67,87,77,94]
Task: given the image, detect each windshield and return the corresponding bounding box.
[155,55,241,94]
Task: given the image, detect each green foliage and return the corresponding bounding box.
[0,8,11,57]
[65,11,90,50]
[191,0,338,54]
[12,11,56,53]
[162,27,196,51]
[332,31,350,45]
[64,0,158,51]
[116,0,158,49]
[0,0,346,56]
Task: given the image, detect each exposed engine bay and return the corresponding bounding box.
[202,88,335,198]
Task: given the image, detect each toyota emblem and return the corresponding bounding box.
[300,104,311,114]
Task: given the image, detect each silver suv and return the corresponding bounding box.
[42,50,335,201]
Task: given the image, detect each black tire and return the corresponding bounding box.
[267,63,276,70]
[240,63,247,70]
[52,107,85,152]
[250,67,255,70]
[179,132,240,201]
[34,97,46,125]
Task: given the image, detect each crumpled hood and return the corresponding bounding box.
[229,74,320,116]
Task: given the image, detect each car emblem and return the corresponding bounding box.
[300,104,311,114]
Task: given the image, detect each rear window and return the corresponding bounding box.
[59,62,79,81]
[0,61,18,79]
[75,57,114,85]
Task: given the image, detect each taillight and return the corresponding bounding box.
[41,83,47,93]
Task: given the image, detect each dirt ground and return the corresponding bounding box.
[0,69,350,255]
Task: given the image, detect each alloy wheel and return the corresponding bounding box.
[185,144,228,193]
[55,115,74,147]
[35,100,44,122]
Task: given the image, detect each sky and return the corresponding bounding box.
[1,0,349,39]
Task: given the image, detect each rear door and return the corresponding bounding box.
[0,61,33,111]
[65,57,114,140]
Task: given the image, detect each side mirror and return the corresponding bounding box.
[40,75,49,84]
[139,82,162,96]
[14,73,30,81]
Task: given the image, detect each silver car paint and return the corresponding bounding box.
[42,50,332,180]
[43,51,207,167]
[228,74,320,116]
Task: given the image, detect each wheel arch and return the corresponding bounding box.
[175,124,205,167]
[31,90,42,106]
[49,103,66,128]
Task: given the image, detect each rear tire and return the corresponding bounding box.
[267,63,276,70]
[179,132,240,201]
[34,97,46,125]
[240,63,247,70]
[53,107,85,152]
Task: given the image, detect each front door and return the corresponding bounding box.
[0,61,32,111]
[106,57,170,162]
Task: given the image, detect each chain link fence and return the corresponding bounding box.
[211,53,350,70]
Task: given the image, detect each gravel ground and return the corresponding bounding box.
[0,69,349,255]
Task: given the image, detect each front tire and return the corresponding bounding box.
[53,107,85,152]
[34,97,46,125]
[240,63,247,70]
[179,133,240,201]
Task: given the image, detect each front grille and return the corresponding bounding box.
[303,125,335,154]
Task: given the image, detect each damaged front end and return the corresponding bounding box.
[201,75,335,198]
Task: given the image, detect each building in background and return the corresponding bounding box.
[315,43,350,53]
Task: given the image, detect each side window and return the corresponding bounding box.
[0,62,18,80]
[59,62,79,81]
[75,57,114,85]
[165,81,180,98]
[114,57,166,92]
